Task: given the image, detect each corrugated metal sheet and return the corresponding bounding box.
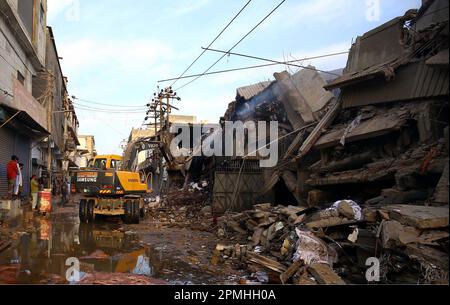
[212,160,264,213]
[236,81,272,101]
[342,61,449,109]
[0,128,14,196]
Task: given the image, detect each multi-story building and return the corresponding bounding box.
[0,0,49,197]
[63,96,80,170]
[1,1,80,195]
[76,135,97,168]
[32,26,80,183]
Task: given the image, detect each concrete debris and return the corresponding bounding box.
[384,205,449,229]
[211,193,448,284]
[293,228,330,266]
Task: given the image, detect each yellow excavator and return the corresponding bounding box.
[74,155,152,224]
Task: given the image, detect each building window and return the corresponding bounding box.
[18,0,34,37]
[17,71,25,85]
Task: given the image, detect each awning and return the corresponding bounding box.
[0,104,50,138]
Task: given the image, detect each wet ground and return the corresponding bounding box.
[0,197,245,285]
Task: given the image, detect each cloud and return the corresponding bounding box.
[47,0,78,23]
[171,0,210,17]
[57,37,174,76]
[259,0,364,30]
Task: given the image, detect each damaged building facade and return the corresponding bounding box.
[212,0,448,212]
[210,66,342,213]
[0,0,49,196]
[197,0,449,284]
[1,0,80,196]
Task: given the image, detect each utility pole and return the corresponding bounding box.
[43,71,55,189]
[144,87,180,140]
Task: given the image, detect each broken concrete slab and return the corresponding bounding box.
[416,230,449,246]
[433,163,449,204]
[315,112,407,149]
[380,220,420,249]
[406,244,449,270]
[385,205,449,229]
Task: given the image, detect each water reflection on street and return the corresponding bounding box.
[0,201,156,284]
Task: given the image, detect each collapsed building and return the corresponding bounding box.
[209,67,342,213]
[189,0,448,284]
[210,0,449,213]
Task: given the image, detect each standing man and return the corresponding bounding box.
[6,155,19,199]
[15,162,24,199]
[61,178,69,206]
[30,175,40,211]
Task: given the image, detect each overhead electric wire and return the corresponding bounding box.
[72,96,147,108]
[158,50,348,83]
[175,0,286,91]
[202,47,344,76]
[73,100,147,111]
[73,103,146,112]
[73,104,145,114]
[0,86,13,97]
[170,0,253,87]
[73,100,147,109]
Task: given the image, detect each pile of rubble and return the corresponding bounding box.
[146,185,214,232]
[216,200,448,284]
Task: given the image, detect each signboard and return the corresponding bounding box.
[39,189,52,214]
[77,172,98,183]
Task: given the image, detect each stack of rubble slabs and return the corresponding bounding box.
[216,200,448,284]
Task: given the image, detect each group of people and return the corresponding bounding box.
[6,155,71,211]
[6,155,40,210]
[52,176,70,205]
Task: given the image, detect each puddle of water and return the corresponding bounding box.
[1,203,240,285]
[0,206,159,284]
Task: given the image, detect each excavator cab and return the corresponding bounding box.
[87,155,122,170]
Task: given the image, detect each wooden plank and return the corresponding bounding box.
[308,263,346,285]
[280,260,302,284]
[385,205,449,229]
[227,220,247,234]
[246,252,287,274]
[0,240,11,253]
[250,227,264,247]
[298,101,341,158]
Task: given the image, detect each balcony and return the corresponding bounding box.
[1,79,49,134]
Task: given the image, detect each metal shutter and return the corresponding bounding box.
[0,128,14,197]
[14,134,31,197]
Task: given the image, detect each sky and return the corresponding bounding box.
[47,0,422,155]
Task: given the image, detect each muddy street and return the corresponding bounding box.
[0,197,245,285]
